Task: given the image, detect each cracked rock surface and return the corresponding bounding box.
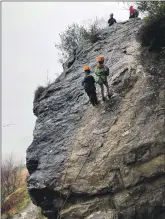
[26,19,165,219]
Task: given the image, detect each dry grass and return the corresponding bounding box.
[1,168,30,218]
[2,186,31,218]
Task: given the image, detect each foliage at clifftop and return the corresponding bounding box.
[55,1,165,65]
[55,18,106,64]
[136,1,165,53]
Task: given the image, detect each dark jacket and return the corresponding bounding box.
[82,75,96,92]
[108,17,116,26]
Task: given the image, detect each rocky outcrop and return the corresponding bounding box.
[26,19,165,219]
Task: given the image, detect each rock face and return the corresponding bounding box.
[26,19,165,219]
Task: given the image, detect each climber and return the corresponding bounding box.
[108,13,117,26]
[82,66,99,106]
[95,56,111,101]
[129,5,139,19]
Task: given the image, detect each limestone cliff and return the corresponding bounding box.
[26,19,165,219]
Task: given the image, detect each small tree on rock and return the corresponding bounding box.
[55,18,104,64]
[55,23,86,64]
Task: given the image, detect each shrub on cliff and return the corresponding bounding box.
[55,18,103,64]
[34,86,46,103]
[81,18,102,43]
[136,1,165,53]
[55,23,85,62]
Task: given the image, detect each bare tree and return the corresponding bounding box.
[1,154,22,205]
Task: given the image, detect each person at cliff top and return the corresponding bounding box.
[94,56,111,102]
[82,66,99,106]
[108,13,117,26]
[129,5,139,18]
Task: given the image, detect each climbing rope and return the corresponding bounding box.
[57,141,95,219]
[57,18,140,218]
[57,140,74,216]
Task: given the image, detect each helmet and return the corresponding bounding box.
[83,66,90,71]
[97,56,104,62]
[110,13,113,17]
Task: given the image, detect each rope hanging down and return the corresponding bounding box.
[57,140,74,216]
[57,140,95,219]
[57,19,139,219]
[57,24,122,219]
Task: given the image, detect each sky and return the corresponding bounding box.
[2,2,136,162]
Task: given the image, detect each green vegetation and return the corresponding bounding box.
[1,155,22,206]
[55,18,104,64]
[2,186,31,219]
[136,1,165,53]
[1,155,31,219]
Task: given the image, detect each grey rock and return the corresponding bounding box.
[26,19,165,219]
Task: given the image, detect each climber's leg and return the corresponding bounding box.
[135,11,139,18]
[104,80,111,99]
[100,84,105,101]
[92,90,99,105]
[90,93,95,106]
[86,90,95,106]
[132,13,136,18]
[85,90,91,103]
[129,14,135,19]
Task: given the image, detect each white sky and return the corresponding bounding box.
[2,2,136,162]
